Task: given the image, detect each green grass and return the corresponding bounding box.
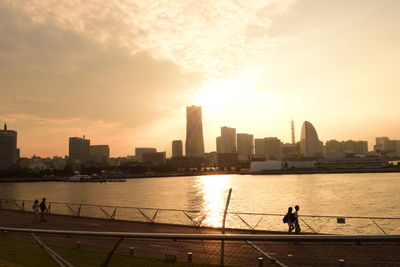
[0,237,218,267]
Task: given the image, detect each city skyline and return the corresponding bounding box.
[0,1,399,157]
[3,116,400,159]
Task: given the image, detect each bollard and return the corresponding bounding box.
[130,247,134,255]
[76,241,81,249]
[338,259,345,267]
[2,231,7,238]
[258,257,264,267]
[187,252,192,263]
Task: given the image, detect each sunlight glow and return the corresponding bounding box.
[196,175,232,227]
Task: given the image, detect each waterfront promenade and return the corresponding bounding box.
[1,210,400,266]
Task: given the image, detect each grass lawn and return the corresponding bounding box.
[0,237,219,267]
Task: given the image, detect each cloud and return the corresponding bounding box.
[14,0,297,76]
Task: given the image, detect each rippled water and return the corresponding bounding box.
[1,173,400,234]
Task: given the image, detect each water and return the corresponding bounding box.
[1,173,400,234]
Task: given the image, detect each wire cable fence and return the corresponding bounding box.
[1,227,400,266]
[1,198,400,235]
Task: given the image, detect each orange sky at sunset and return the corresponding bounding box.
[0,0,399,157]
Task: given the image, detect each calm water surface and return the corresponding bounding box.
[1,173,400,233]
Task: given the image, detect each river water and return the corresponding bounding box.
[1,173,400,234]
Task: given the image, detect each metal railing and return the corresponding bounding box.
[1,227,400,266]
[1,198,400,235]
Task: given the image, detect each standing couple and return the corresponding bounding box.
[32,198,47,222]
[284,205,301,233]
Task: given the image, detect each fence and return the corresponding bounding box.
[1,198,400,235]
[1,227,400,266]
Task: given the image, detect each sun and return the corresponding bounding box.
[193,79,242,113]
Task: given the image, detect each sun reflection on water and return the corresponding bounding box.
[196,175,232,228]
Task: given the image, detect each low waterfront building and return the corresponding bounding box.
[284,159,317,169]
[317,155,388,170]
[250,161,282,172]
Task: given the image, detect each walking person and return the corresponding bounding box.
[286,207,295,233]
[39,198,47,222]
[294,205,301,233]
[32,199,40,221]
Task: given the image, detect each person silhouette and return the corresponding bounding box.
[294,205,301,233]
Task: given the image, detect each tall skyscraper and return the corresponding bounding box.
[221,126,236,153]
[291,120,295,144]
[299,121,323,157]
[185,105,205,156]
[237,133,253,160]
[0,124,18,170]
[69,136,90,164]
[172,140,183,157]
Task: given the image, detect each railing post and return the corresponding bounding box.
[187,252,193,262]
[258,257,264,267]
[220,188,232,267]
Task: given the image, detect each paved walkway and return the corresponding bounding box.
[1,209,400,266]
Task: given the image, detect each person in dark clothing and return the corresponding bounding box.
[286,207,295,233]
[39,198,47,222]
[294,205,301,233]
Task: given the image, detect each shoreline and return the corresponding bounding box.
[1,167,399,183]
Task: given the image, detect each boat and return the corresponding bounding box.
[66,172,105,183]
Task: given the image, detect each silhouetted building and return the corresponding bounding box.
[282,143,298,158]
[220,126,236,153]
[326,140,368,158]
[0,124,18,170]
[237,133,253,160]
[143,152,166,165]
[90,145,110,164]
[374,137,400,157]
[216,136,222,153]
[217,153,239,168]
[135,147,157,162]
[343,140,368,155]
[69,136,90,164]
[185,106,205,157]
[264,137,282,160]
[299,121,323,157]
[172,140,183,158]
[254,138,265,157]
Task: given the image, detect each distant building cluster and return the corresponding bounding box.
[1,105,400,173]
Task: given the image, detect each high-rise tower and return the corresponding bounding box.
[0,124,18,170]
[69,136,90,164]
[291,120,295,144]
[185,106,205,156]
[172,140,183,157]
[299,121,323,157]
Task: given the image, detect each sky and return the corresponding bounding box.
[0,0,399,157]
